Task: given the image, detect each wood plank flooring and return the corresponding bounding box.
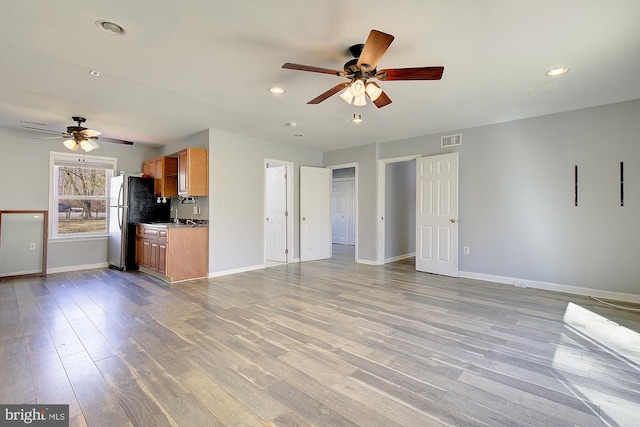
[1,244,640,426]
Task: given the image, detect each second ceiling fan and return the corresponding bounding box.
[282,29,444,108]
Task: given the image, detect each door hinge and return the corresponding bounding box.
[285,249,288,254]
[284,211,288,216]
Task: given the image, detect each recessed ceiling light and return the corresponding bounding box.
[89,70,101,77]
[95,20,127,36]
[546,67,569,77]
[269,86,285,95]
[286,122,297,127]
[293,134,303,137]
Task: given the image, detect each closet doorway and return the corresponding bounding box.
[329,163,358,262]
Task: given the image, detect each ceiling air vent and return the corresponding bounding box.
[441,133,462,148]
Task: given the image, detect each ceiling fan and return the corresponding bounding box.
[282,29,444,108]
[21,116,134,152]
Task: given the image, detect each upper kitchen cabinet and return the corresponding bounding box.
[178,147,208,196]
[143,156,178,198]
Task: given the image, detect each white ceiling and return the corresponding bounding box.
[1,0,639,151]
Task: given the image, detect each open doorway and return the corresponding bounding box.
[264,159,294,267]
[377,156,419,265]
[328,163,358,262]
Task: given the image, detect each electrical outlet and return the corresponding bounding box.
[193,206,199,215]
[29,243,37,251]
[463,246,470,255]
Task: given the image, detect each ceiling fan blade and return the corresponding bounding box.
[366,82,393,108]
[357,30,395,72]
[282,63,344,76]
[99,136,134,145]
[307,82,349,104]
[373,91,392,108]
[29,136,63,140]
[19,125,63,135]
[376,66,444,81]
[79,129,101,137]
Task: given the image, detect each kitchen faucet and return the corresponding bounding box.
[171,206,179,223]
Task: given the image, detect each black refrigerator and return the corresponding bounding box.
[108,175,170,270]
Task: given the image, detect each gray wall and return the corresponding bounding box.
[0,126,160,271]
[207,129,323,273]
[385,161,416,260]
[325,99,640,297]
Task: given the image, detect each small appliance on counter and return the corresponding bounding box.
[108,174,170,270]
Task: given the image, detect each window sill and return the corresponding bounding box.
[49,235,108,244]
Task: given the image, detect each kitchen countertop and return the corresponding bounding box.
[139,221,208,228]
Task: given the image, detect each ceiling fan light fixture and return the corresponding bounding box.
[349,79,366,97]
[365,83,382,101]
[353,95,367,107]
[79,139,92,152]
[340,88,355,104]
[79,138,100,152]
[63,139,79,151]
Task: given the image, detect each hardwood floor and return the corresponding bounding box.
[1,244,640,426]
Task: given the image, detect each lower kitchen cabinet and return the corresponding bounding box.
[136,223,207,282]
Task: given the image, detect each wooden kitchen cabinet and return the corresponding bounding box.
[136,223,207,282]
[136,224,168,274]
[142,156,178,198]
[177,147,208,196]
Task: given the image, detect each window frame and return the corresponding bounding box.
[49,152,117,240]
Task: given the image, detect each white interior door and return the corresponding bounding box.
[300,166,332,261]
[331,180,353,245]
[266,165,287,262]
[416,153,459,276]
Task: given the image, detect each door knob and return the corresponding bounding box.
[450,218,457,223]
[302,217,306,220]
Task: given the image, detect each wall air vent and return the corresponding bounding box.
[441,134,462,148]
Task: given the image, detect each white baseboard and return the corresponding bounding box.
[47,262,109,275]
[208,264,265,278]
[459,271,640,304]
[357,258,378,266]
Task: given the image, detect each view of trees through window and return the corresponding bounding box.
[56,165,108,234]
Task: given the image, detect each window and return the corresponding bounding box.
[50,152,117,238]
